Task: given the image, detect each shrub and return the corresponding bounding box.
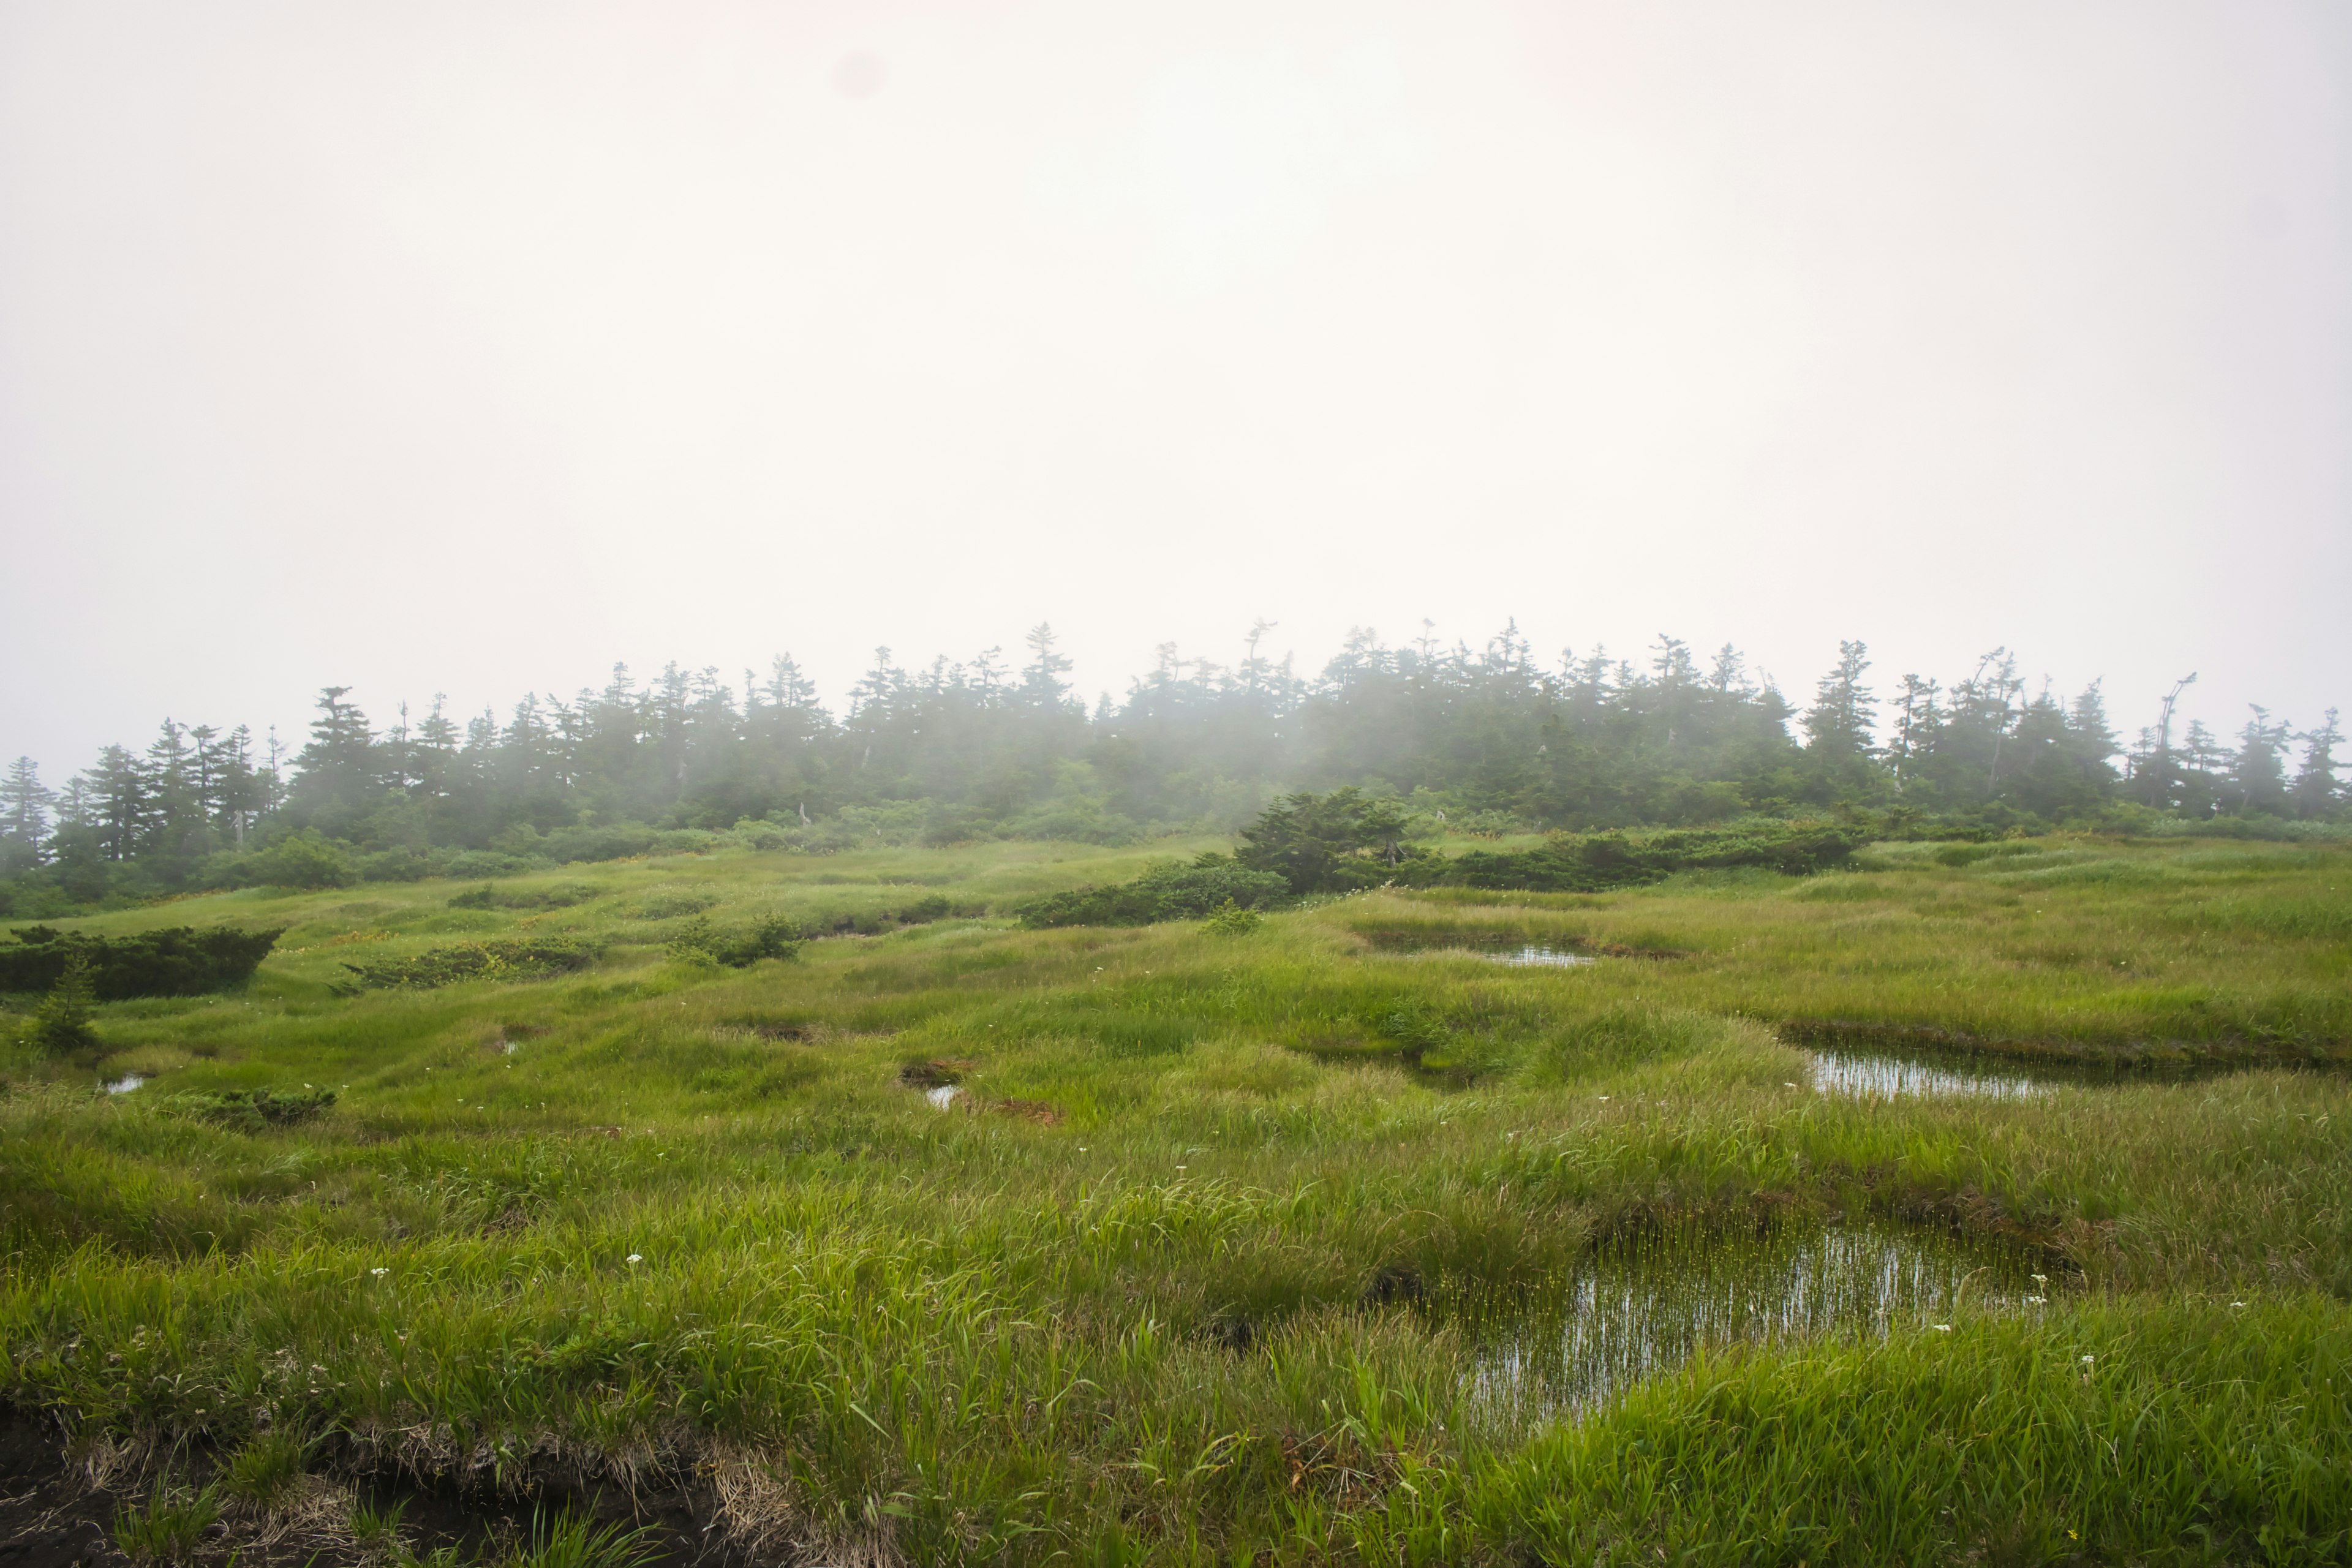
[0,925,282,999]
[1412,821,1869,892]
[1016,855,1290,927]
[1199,899,1262,936]
[1235,788,1415,893]
[536,822,662,863]
[249,830,358,889]
[450,883,598,911]
[356,848,435,882]
[668,914,802,967]
[440,850,547,879]
[170,1087,336,1132]
[334,940,598,992]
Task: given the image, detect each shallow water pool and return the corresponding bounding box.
[1809,1049,2041,1101]
[1457,1221,2047,1424]
[1485,945,1597,968]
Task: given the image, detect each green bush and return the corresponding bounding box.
[449,883,598,911]
[334,940,597,992]
[168,1087,336,1133]
[667,914,801,967]
[1015,855,1291,927]
[1415,821,1868,892]
[1199,899,1262,936]
[249,830,358,889]
[437,850,548,879]
[356,848,435,882]
[0,925,282,1000]
[535,822,662,863]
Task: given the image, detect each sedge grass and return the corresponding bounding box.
[2,833,2348,1562]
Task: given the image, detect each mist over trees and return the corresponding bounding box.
[2,622,2341,914]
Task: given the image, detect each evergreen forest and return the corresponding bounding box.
[3,622,2342,916]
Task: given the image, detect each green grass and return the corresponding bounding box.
[3,834,2349,1563]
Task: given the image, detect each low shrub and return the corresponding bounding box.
[1415,821,1868,892]
[1199,899,1262,936]
[666,915,802,967]
[168,1088,337,1132]
[1016,855,1290,927]
[448,883,600,911]
[804,896,985,935]
[334,940,598,992]
[0,925,282,1000]
[248,831,358,889]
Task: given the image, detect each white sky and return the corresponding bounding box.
[2,0,2346,771]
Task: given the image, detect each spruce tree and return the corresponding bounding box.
[1,756,54,862]
[2290,709,2342,820]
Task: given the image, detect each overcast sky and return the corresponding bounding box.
[2,0,2346,772]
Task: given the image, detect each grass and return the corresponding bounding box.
[2,832,2348,1563]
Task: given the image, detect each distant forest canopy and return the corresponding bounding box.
[1,622,2342,913]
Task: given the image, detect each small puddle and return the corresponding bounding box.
[1363,933,1602,966]
[1810,1049,2040,1101]
[925,1085,963,1110]
[1457,1221,2046,1425]
[104,1074,146,1095]
[1486,945,1597,968]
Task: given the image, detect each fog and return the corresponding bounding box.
[2,0,2346,766]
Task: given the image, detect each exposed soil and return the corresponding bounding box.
[0,1408,744,1568]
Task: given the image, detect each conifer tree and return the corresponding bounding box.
[2291,709,2342,819]
[1,756,55,869]
[1803,642,1877,755]
[31,951,98,1056]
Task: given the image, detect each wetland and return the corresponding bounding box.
[2,831,2348,1564]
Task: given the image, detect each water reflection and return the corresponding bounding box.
[1461,1222,2040,1424]
[1486,946,1596,969]
[104,1074,145,1095]
[1810,1049,2040,1101]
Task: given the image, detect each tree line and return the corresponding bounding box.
[2,622,2340,913]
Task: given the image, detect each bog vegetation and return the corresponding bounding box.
[1,624,2342,918]
[0,628,2346,1562]
[1,817,2347,1564]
